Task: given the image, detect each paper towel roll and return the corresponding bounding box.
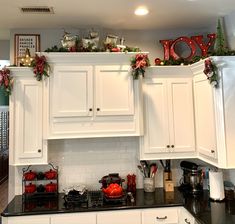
[209,170,225,201]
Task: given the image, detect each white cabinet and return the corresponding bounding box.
[191,57,235,168]
[193,73,217,160]
[97,210,141,224]
[9,68,48,165]
[51,213,96,224]
[142,207,179,224]
[3,215,50,224]
[46,53,142,139]
[140,67,196,160]
[178,208,195,224]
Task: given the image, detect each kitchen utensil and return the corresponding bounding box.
[102,183,123,198]
[45,182,57,193]
[37,184,45,193]
[25,183,37,193]
[99,173,125,188]
[24,170,37,181]
[44,169,57,180]
[140,160,149,177]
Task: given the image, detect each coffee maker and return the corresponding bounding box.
[179,161,203,194]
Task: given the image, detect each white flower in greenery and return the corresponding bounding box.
[207,72,213,78]
[211,81,218,87]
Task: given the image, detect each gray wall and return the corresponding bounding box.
[0,40,10,60]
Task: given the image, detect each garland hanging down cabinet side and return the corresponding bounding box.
[140,66,196,160]
[191,57,235,168]
[44,53,143,139]
[9,67,48,166]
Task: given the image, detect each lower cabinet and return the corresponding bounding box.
[178,208,195,224]
[97,210,141,224]
[2,207,196,224]
[142,207,179,224]
[4,215,50,224]
[51,212,96,224]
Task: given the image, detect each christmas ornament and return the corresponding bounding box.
[154,58,161,65]
[203,58,219,88]
[0,67,13,95]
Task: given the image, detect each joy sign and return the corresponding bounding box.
[159,33,216,61]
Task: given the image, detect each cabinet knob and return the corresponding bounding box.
[38,149,41,153]
[185,218,191,224]
[156,216,167,220]
[97,108,100,111]
[166,145,170,148]
[171,145,174,148]
[211,150,215,153]
[89,108,92,112]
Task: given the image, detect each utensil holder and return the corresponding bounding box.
[144,177,155,192]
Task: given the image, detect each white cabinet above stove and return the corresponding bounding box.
[44,53,143,139]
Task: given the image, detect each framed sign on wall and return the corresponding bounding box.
[14,34,40,65]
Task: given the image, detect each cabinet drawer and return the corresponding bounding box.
[179,208,195,224]
[7,215,50,224]
[142,208,178,224]
[51,213,96,224]
[97,210,141,224]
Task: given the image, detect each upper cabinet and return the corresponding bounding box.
[9,68,48,166]
[191,57,235,168]
[140,66,196,160]
[44,53,143,139]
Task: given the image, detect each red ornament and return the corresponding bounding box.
[154,58,161,65]
[191,34,216,56]
[159,39,172,60]
[170,36,196,60]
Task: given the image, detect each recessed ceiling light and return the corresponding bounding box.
[135,7,149,16]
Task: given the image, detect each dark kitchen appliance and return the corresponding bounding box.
[179,161,203,195]
[99,173,125,188]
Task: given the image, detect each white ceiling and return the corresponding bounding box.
[1,0,235,40]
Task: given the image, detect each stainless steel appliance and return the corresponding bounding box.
[179,161,203,194]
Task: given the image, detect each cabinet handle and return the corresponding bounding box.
[89,108,92,111]
[38,149,41,153]
[167,145,170,148]
[171,145,174,148]
[211,150,215,153]
[97,108,100,111]
[185,218,191,224]
[156,216,167,220]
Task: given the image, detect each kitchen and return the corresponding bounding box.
[1,1,235,224]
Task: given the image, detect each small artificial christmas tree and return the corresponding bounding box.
[214,18,228,55]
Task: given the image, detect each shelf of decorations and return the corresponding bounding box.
[22,163,59,200]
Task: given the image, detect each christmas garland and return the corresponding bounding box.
[30,54,50,81]
[203,58,219,88]
[0,67,13,95]
[130,54,150,79]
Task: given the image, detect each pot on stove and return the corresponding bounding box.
[99,173,125,188]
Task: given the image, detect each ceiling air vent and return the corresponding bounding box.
[20,6,54,14]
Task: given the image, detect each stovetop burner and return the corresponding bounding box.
[63,190,127,209]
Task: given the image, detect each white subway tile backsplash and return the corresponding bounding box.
[14,137,186,195]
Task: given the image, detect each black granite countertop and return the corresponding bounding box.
[2,188,235,224]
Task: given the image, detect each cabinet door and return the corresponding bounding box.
[51,66,93,118]
[178,208,195,224]
[10,77,46,165]
[142,208,178,224]
[95,65,134,116]
[193,74,217,159]
[143,78,170,153]
[168,78,195,152]
[51,213,96,224]
[7,215,50,224]
[97,210,141,224]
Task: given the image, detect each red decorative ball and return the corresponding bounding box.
[155,58,161,65]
